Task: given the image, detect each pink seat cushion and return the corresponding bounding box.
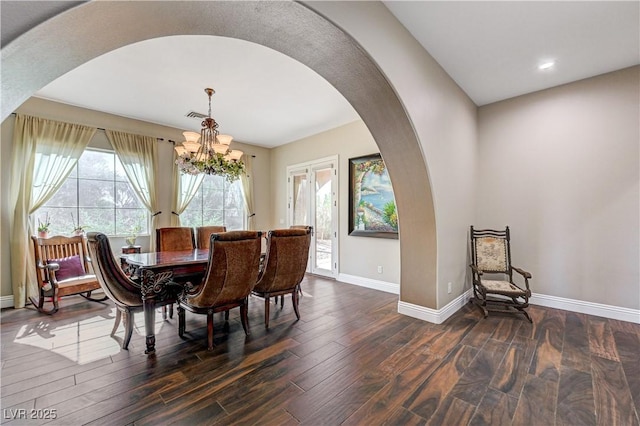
[50,255,86,281]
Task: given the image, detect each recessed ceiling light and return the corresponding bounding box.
[538,61,555,71]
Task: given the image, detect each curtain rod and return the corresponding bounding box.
[10,113,256,157]
[95,127,174,144]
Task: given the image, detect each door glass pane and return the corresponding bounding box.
[314,168,332,271]
[292,174,308,226]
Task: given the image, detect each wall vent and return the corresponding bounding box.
[185,111,207,119]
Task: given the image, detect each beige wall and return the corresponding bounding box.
[0,97,272,298]
[307,1,478,307]
[477,66,640,310]
[271,120,400,284]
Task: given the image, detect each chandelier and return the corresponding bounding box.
[174,87,245,181]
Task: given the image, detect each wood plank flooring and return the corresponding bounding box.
[1,275,639,425]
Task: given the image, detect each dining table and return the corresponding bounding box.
[121,249,209,354]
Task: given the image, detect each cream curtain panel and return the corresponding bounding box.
[106,130,160,250]
[9,114,96,307]
[171,158,204,226]
[240,156,255,230]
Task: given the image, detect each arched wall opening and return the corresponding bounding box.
[1,1,438,309]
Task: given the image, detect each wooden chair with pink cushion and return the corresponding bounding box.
[177,231,263,350]
[195,225,227,250]
[30,234,107,314]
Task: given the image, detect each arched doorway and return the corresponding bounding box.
[1,1,437,309]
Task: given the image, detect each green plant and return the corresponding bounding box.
[37,213,51,233]
[383,201,398,229]
[125,224,142,246]
[71,213,88,233]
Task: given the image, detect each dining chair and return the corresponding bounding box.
[177,230,263,350]
[195,225,227,250]
[86,232,178,349]
[155,227,195,252]
[252,227,311,328]
[155,227,196,318]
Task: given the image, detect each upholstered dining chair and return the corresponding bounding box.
[177,231,263,351]
[252,227,312,328]
[469,226,532,322]
[156,227,195,252]
[155,227,196,318]
[195,225,227,250]
[86,232,177,349]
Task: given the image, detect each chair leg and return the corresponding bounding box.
[280,294,284,308]
[111,308,122,335]
[292,288,301,321]
[122,310,134,350]
[207,311,214,351]
[178,306,185,337]
[240,300,250,335]
[80,291,108,302]
[225,310,230,321]
[264,296,270,329]
[169,303,174,319]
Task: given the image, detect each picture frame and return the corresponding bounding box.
[348,153,398,239]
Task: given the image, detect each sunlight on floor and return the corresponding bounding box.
[12,307,173,365]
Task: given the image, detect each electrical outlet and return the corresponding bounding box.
[447,282,452,294]
[377,265,383,274]
[279,218,284,224]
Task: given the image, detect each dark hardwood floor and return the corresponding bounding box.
[1,275,639,425]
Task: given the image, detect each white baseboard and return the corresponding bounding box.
[530,293,640,324]
[398,289,472,324]
[1,295,15,309]
[397,289,640,325]
[337,273,400,294]
[2,284,637,325]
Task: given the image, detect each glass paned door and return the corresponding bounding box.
[288,157,338,278]
[312,166,334,275]
[290,171,308,227]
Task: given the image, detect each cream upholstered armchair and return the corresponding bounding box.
[469,226,532,322]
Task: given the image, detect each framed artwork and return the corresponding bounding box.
[348,153,398,239]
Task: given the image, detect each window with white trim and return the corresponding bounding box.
[180,174,246,230]
[33,149,150,236]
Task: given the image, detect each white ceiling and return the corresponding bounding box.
[23,1,640,147]
[384,1,640,106]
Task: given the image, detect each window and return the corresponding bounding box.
[34,149,150,236]
[180,175,245,230]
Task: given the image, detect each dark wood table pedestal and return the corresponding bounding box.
[121,250,209,354]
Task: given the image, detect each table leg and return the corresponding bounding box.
[140,269,175,355]
[144,298,156,354]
